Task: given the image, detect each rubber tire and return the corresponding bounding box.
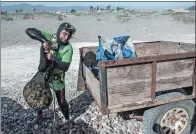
[142,92,195,134]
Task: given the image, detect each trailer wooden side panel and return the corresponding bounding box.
[156,59,194,92]
[83,64,101,107]
[134,41,195,57]
[107,63,152,106]
[106,58,194,106]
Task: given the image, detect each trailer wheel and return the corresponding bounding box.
[142,92,195,134]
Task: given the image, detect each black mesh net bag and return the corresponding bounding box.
[23,46,54,109]
[23,70,53,109]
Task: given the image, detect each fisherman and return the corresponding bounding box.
[25,22,76,125]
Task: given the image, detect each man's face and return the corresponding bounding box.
[59,30,71,43]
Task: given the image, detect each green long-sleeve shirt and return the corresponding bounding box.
[41,30,73,91]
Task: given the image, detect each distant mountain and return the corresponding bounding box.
[2,3,89,12]
[187,6,195,11]
[2,3,195,13]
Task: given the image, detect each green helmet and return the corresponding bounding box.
[57,22,76,45]
[57,22,76,36]
[64,23,76,35]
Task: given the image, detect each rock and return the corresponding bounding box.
[113,126,119,132]
[48,123,53,127]
[80,115,86,123]
[22,130,29,134]
[94,111,99,115]
[91,116,97,121]
[149,34,154,37]
[34,124,38,129]
[16,120,20,124]
[106,126,113,130]
[127,128,131,133]
[85,110,91,114]
[100,129,108,134]
[3,104,8,108]
[113,118,119,124]
[101,121,107,127]
[105,119,111,125]
[23,113,28,118]
[15,132,21,134]
[121,125,128,133]
[116,129,123,134]
[93,122,99,129]
[102,115,109,120]
[85,114,91,122]
[27,120,31,124]
[46,114,52,118]
[74,118,83,124]
[45,129,52,134]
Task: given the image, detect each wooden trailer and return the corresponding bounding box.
[77,41,196,134]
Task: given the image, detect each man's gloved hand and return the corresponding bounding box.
[43,41,50,53]
[46,52,52,60]
[43,41,52,60]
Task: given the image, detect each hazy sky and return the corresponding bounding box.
[1,2,195,10]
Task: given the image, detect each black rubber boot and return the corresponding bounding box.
[33,109,44,124]
[61,102,70,120]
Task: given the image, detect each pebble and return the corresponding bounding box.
[91,116,97,121]
[34,124,38,129]
[149,34,154,37]
[27,120,31,124]
[45,129,52,134]
[48,123,53,127]
[3,104,8,108]
[122,125,128,133]
[105,119,111,125]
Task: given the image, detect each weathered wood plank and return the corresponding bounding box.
[156,59,194,77]
[80,41,195,59]
[151,61,157,99]
[156,73,193,92]
[107,63,152,106]
[77,58,86,91]
[107,63,152,83]
[134,41,195,57]
[99,66,108,108]
[82,63,86,79]
[108,95,196,114]
[107,73,193,106]
[83,64,101,106]
[193,58,196,97]
[101,52,195,68]
[107,79,151,106]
